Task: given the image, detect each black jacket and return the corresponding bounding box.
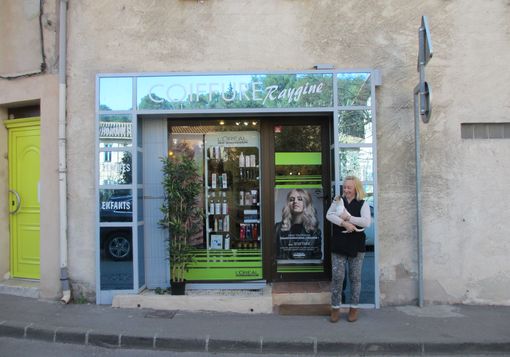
[331,197,366,257]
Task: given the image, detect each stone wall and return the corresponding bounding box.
[0,0,58,76]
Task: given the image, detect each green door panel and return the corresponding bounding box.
[6,118,41,279]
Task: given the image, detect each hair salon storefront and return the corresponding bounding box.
[97,70,379,306]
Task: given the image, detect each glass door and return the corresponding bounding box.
[272,119,330,280]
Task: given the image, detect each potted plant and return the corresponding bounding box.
[160,153,203,295]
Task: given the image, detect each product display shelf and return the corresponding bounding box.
[205,146,261,252]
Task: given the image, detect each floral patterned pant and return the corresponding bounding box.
[331,252,365,307]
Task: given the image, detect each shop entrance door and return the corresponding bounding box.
[263,117,331,281]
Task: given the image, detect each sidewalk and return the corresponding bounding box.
[1,293,509,355]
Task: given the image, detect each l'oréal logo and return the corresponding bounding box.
[217,135,248,145]
[235,270,258,277]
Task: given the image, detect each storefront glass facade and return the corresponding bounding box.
[96,71,378,305]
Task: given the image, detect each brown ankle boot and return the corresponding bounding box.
[330,308,340,323]
[347,307,358,322]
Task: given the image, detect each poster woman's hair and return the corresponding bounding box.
[343,175,366,201]
[281,189,318,232]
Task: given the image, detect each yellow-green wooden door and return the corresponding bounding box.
[6,118,41,279]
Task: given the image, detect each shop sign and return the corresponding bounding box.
[99,151,132,185]
[99,121,132,139]
[206,131,259,147]
[99,189,132,222]
[136,73,333,110]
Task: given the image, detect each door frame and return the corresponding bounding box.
[5,117,41,279]
[260,114,332,282]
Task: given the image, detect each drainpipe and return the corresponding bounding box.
[58,0,70,304]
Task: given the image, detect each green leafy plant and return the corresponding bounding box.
[159,154,203,283]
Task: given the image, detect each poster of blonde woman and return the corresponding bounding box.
[274,188,324,262]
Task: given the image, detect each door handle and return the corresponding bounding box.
[9,189,21,214]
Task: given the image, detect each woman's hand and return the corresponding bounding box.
[342,221,357,233]
[340,211,351,221]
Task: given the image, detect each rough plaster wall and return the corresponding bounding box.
[0,0,59,75]
[0,1,59,297]
[373,2,456,305]
[41,0,59,73]
[66,0,510,304]
[421,0,510,305]
[38,75,61,299]
[0,0,41,74]
[0,107,8,277]
[0,74,61,299]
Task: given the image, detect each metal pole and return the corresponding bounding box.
[415,25,425,308]
[414,15,433,308]
[414,85,424,308]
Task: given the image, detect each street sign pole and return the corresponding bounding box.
[415,16,432,308]
[414,84,424,308]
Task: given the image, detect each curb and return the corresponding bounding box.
[1,320,510,355]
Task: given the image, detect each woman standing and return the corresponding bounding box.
[326,176,371,323]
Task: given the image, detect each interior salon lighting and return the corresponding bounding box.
[168,150,174,157]
[252,121,257,126]
[219,120,225,125]
[235,122,240,126]
[243,121,249,126]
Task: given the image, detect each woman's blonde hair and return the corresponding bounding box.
[281,189,318,232]
[343,175,366,201]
